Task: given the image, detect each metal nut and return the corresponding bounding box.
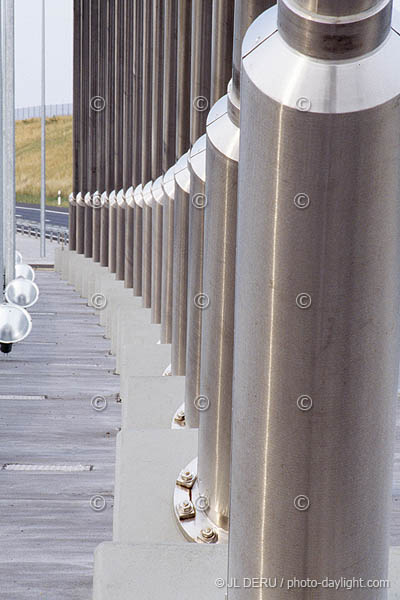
[177,500,196,521]
[198,527,218,544]
[176,469,197,489]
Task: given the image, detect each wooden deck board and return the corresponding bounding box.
[0,271,120,599]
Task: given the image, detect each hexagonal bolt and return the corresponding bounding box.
[198,527,218,544]
[176,469,197,489]
[177,500,196,521]
[174,409,186,425]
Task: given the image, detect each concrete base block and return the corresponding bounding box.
[115,324,161,373]
[121,376,185,429]
[92,542,228,600]
[54,247,63,272]
[113,429,198,543]
[119,343,171,399]
[109,298,150,352]
[87,263,110,300]
[81,260,102,298]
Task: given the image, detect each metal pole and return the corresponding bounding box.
[132,0,143,188]
[70,0,81,252]
[190,0,212,145]
[89,0,101,262]
[115,0,125,281]
[81,0,91,258]
[151,177,164,324]
[141,0,153,184]
[142,181,153,308]
[184,0,234,428]
[162,0,178,173]
[98,0,107,265]
[160,165,176,343]
[0,1,3,300]
[195,0,276,534]
[184,135,206,428]
[3,0,15,282]
[123,0,134,288]
[40,0,46,257]
[210,0,235,105]
[171,151,190,375]
[151,0,164,180]
[105,0,115,270]
[228,0,400,595]
[175,0,192,158]
[132,185,143,297]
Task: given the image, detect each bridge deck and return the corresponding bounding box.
[0,269,120,600]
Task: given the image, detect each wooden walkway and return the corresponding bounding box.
[0,269,120,599]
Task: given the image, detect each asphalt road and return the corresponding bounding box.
[16,203,69,228]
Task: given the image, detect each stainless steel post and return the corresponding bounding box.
[184,135,206,428]
[142,181,153,308]
[196,0,276,534]
[176,0,192,158]
[71,0,81,252]
[89,0,101,262]
[98,0,108,265]
[151,0,164,180]
[184,0,234,428]
[171,152,190,375]
[123,0,134,287]
[162,0,178,173]
[133,184,144,296]
[108,191,117,273]
[80,0,91,258]
[0,2,3,298]
[151,177,164,324]
[190,0,212,144]
[132,0,143,188]
[160,165,176,343]
[115,0,125,280]
[210,0,235,105]
[40,0,46,258]
[3,0,15,283]
[103,0,116,267]
[142,0,153,184]
[228,1,400,596]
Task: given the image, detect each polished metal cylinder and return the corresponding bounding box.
[228,3,400,596]
[116,189,126,280]
[184,135,206,429]
[104,0,116,268]
[76,192,85,254]
[142,181,153,308]
[132,0,143,187]
[108,191,117,273]
[176,0,192,157]
[162,0,178,172]
[232,0,274,107]
[122,0,133,287]
[84,194,93,258]
[89,0,100,262]
[197,0,276,531]
[210,0,235,104]
[171,152,190,376]
[71,0,81,252]
[100,191,109,266]
[80,0,90,257]
[114,0,125,192]
[190,0,213,144]
[151,177,164,324]
[133,185,144,296]
[124,187,134,288]
[152,0,164,180]
[142,0,153,184]
[122,0,134,194]
[160,165,176,344]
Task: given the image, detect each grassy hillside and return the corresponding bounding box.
[16,115,72,207]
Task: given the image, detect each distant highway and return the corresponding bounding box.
[16,203,69,229]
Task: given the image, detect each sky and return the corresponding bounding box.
[15,0,73,108]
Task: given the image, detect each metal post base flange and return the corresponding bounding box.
[174,457,228,544]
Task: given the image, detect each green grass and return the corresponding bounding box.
[16,115,72,207]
